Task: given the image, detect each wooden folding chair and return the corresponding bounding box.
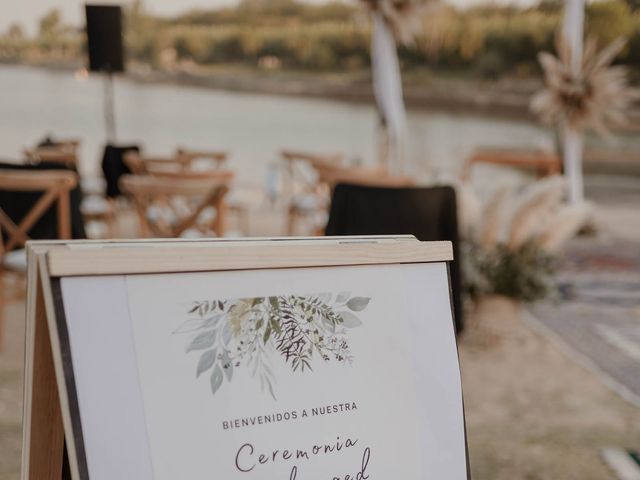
[119,173,232,238]
[0,169,77,348]
[24,139,80,168]
[280,150,415,235]
[175,147,228,169]
[123,151,184,174]
[280,150,344,235]
[125,149,228,176]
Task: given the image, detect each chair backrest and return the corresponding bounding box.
[125,150,229,176]
[325,183,464,333]
[314,163,415,189]
[280,150,344,198]
[24,147,78,167]
[148,169,235,182]
[281,149,343,170]
[123,152,186,174]
[36,137,81,151]
[0,169,78,258]
[119,174,231,238]
[175,148,228,169]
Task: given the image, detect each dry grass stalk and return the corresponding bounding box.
[536,203,590,252]
[479,185,511,250]
[531,35,640,136]
[507,176,565,251]
[453,179,483,240]
[474,176,587,254]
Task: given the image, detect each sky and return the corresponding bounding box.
[3,0,239,35]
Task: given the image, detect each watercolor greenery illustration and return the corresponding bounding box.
[173,292,371,399]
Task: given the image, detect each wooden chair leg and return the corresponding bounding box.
[240,207,250,236]
[287,205,297,236]
[214,200,227,237]
[106,199,117,238]
[6,189,58,251]
[57,189,71,240]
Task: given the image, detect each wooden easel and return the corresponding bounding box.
[21,236,463,480]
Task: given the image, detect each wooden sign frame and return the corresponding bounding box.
[20,236,468,480]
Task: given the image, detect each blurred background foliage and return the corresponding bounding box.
[1,0,640,81]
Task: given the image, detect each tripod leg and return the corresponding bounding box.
[103,72,117,142]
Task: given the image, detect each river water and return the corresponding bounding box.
[0,64,622,189]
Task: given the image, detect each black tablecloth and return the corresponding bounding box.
[0,162,86,244]
[101,144,140,198]
[325,183,464,333]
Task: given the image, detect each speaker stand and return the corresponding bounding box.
[103,70,117,142]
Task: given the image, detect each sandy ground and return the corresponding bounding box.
[0,201,638,480]
[461,301,640,479]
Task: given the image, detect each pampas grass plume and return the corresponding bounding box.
[536,204,590,252]
[507,176,565,251]
[479,185,511,250]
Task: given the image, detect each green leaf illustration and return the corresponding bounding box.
[210,364,224,395]
[347,296,370,312]
[177,291,371,398]
[269,316,282,335]
[229,299,252,336]
[269,296,279,310]
[174,318,207,334]
[336,291,351,303]
[222,350,234,381]
[265,376,276,400]
[318,292,332,304]
[263,324,272,344]
[322,315,336,332]
[174,314,221,334]
[187,329,216,352]
[252,297,264,307]
[340,311,363,327]
[221,321,232,346]
[196,348,217,377]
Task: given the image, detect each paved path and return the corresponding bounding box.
[531,239,640,406]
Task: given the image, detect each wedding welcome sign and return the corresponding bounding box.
[21,236,468,480]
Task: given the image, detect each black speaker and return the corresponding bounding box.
[85,4,124,73]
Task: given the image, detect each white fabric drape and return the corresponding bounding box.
[562,0,585,203]
[371,12,407,174]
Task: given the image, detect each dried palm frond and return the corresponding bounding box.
[531,35,640,136]
[536,203,590,252]
[507,176,565,251]
[361,0,433,45]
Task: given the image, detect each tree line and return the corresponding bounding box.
[1,0,639,80]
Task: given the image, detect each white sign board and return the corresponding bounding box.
[22,237,468,480]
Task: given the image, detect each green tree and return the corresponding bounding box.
[39,8,62,37]
[586,0,633,46]
[6,23,25,41]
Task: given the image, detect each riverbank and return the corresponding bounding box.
[12,59,640,127]
[128,64,540,121]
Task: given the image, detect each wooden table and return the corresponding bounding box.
[463,148,562,179]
